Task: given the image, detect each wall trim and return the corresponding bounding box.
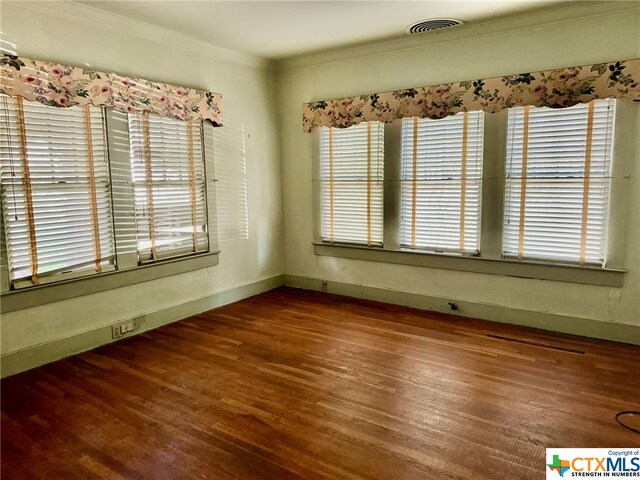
[0,274,284,378]
[278,2,639,71]
[283,274,640,346]
[5,1,272,71]
[1,252,221,314]
[4,273,637,377]
[313,243,625,287]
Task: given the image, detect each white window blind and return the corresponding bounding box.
[128,112,209,262]
[400,112,484,254]
[0,95,114,287]
[503,99,615,265]
[320,121,384,246]
[212,119,249,242]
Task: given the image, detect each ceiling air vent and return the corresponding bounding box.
[407,18,463,35]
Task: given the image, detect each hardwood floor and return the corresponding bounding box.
[2,287,639,479]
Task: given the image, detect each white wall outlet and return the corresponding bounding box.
[120,322,134,334]
[111,316,145,339]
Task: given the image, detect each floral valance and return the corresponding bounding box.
[302,59,640,132]
[1,54,223,125]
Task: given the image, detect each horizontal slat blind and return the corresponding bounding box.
[320,121,384,246]
[212,119,249,241]
[128,112,209,262]
[106,109,138,262]
[503,99,615,265]
[0,95,114,286]
[400,112,484,254]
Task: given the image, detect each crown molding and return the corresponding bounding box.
[5,0,272,70]
[277,1,640,71]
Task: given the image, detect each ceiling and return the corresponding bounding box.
[82,0,561,59]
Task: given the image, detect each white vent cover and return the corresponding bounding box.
[407,18,463,35]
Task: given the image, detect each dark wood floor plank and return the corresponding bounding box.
[2,287,639,479]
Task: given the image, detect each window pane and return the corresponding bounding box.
[400,112,484,254]
[128,112,209,261]
[503,99,615,265]
[320,122,384,246]
[0,96,115,287]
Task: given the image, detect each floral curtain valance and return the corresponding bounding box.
[1,54,223,125]
[302,59,640,132]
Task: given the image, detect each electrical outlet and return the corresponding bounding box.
[321,280,328,292]
[120,322,134,334]
[112,325,122,339]
[111,316,144,339]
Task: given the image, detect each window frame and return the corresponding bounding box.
[318,121,385,247]
[399,112,485,256]
[502,100,616,267]
[312,102,632,288]
[128,112,211,263]
[0,107,220,311]
[0,98,117,288]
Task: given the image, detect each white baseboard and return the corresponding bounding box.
[283,274,640,346]
[4,272,636,378]
[1,275,284,378]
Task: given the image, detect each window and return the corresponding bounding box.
[0,97,215,292]
[400,112,484,254]
[128,112,209,262]
[503,99,615,265]
[314,101,626,286]
[320,121,384,246]
[0,95,115,288]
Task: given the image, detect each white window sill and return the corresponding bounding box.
[0,251,220,313]
[313,242,624,287]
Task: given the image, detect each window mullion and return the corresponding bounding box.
[602,99,628,270]
[383,121,402,250]
[312,127,322,243]
[481,111,507,260]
